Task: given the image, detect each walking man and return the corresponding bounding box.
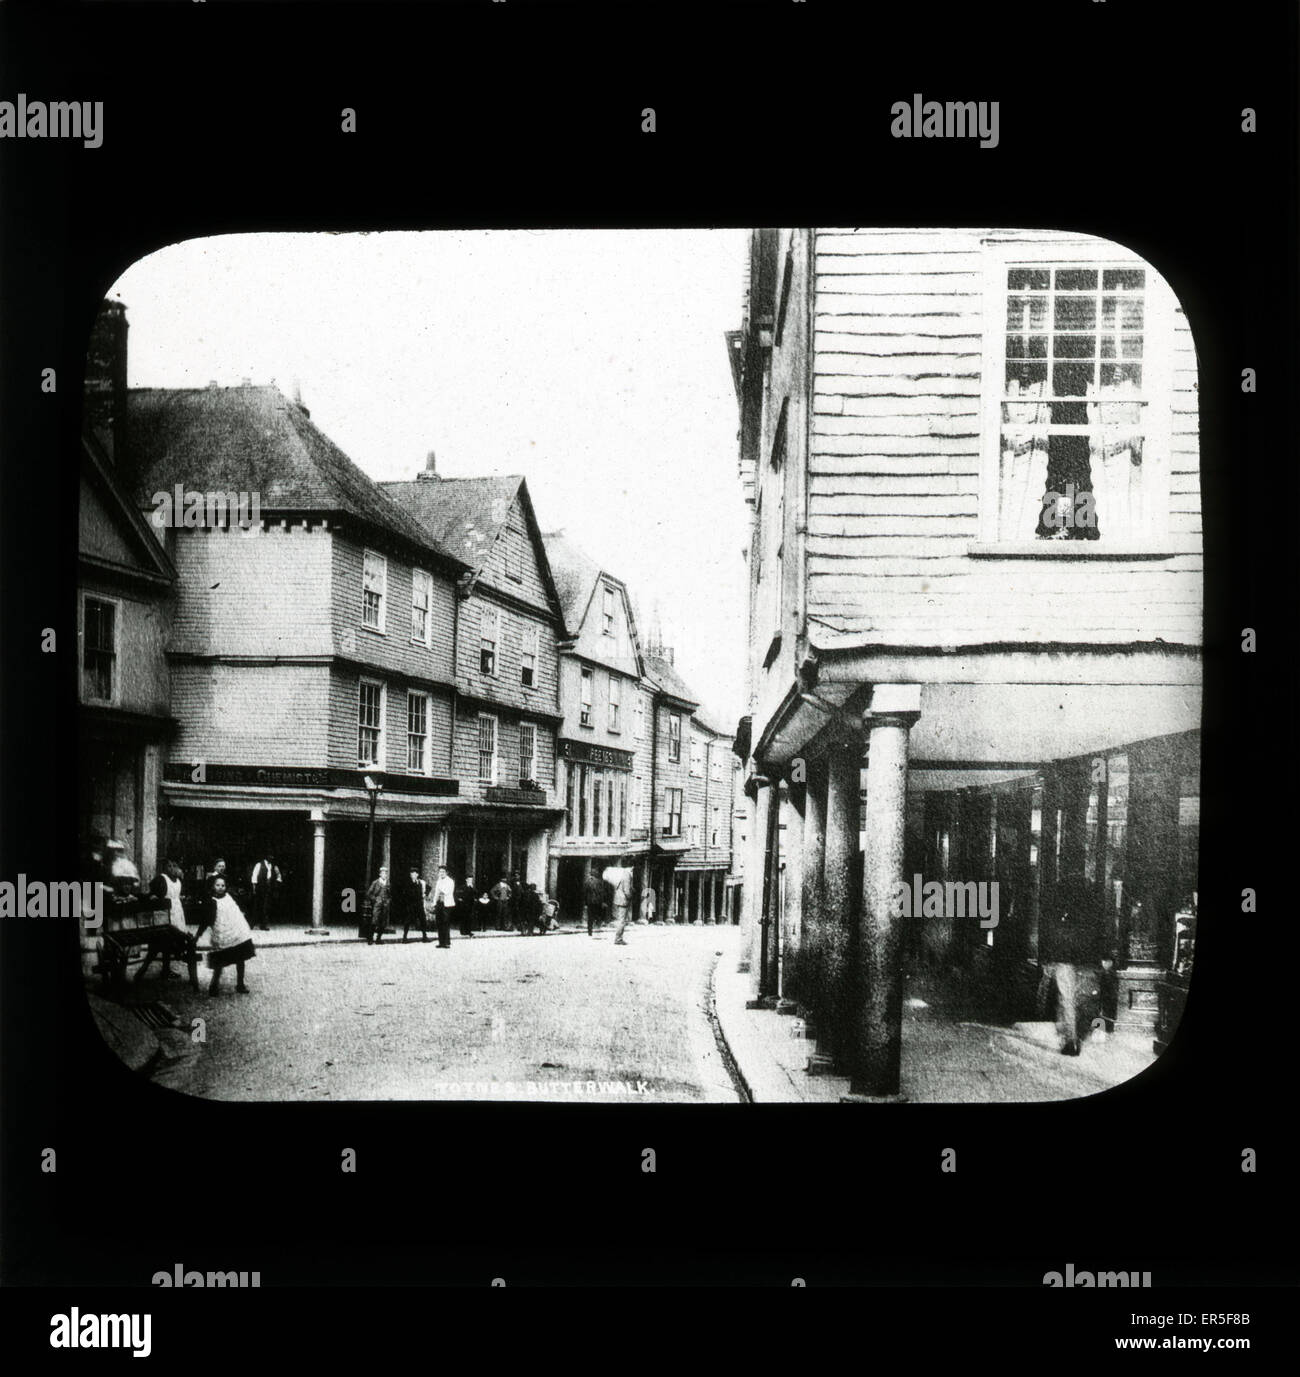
[603,860,634,946]
[432,865,456,948]
[365,865,390,944]
[583,866,606,938]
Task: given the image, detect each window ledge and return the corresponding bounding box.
[360,624,387,635]
[967,541,1176,561]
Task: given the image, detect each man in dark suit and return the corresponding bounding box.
[250,854,281,931]
[397,866,429,943]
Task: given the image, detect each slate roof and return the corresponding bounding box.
[642,653,699,709]
[541,531,603,633]
[379,474,522,574]
[126,385,458,562]
[690,706,734,741]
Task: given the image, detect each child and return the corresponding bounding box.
[194,875,256,995]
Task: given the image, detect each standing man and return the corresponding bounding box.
[639,884,656,925]
[582,866,606,938]
[398,866,429,943]
[490,874,512,930]
[250,853,281,932]
[603,860,634,947]
[457,876,478,937]
[432,865,456,948]
[365,866,391,945]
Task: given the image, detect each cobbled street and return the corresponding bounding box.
[163,925,743,1103]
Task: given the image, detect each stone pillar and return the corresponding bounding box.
[743,781,773,987]
[801,762,828,1031]
[814,747,860,1071]
[309,813,327,932]
[779,785,805,1007]
[845,688,920,1101]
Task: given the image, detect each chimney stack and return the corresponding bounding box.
[417,450,438,481]
[84,300,128,465]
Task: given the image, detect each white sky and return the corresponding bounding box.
[110,229,751,725]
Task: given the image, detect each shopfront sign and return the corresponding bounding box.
[558,739,632,770]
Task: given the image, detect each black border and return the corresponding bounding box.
[0,0,1295,1320]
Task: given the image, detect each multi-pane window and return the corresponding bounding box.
[710,749,722,783]
[688,805,700,847]
[519,721,536,784]
[565,763,576,835]
[480,604,500,676]
[998,264,1150,542]
[358,680,384,767]
[711,804,721,847]
[689,736,703,777]
[602,586,616,636]
[665,788,683,838]
[410,569,432,646]
[618,776,627,837]
[633,693,646,740]
[577,764,588,835]
[363,551,387,630]
[407,692,429,773]
[82,597,117,702]
[477,714,497,783]
[521,624,538,688]
[606,771,616,836]
[608,675,621,731]
[668,713,681,763]
[593,773,604,838]
[580,667,593,727]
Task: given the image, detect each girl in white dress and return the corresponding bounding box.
[194,875,256,995]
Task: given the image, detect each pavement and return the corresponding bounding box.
[90,917,1157,1104]
[107,920,741,1103]
[711,927,1160,1103]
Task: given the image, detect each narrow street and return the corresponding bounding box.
[159,925,742,1103]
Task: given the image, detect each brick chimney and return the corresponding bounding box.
[417,450,438,481]
[84,300,128,465]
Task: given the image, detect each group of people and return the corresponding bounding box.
[84,839,264,997]
[361,867,557,945]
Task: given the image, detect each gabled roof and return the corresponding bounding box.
[381,473,565,623]
[642,653,699,710]
[381,473,522,571]
[542,531,603,632]
[541,532,646,671]
[126,385,459,564]
[80,431,176,588]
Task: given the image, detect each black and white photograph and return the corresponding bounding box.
[78,227,1199,1106]
[0,0,1293,1324]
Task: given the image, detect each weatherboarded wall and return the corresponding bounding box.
[806,228,1202,648]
